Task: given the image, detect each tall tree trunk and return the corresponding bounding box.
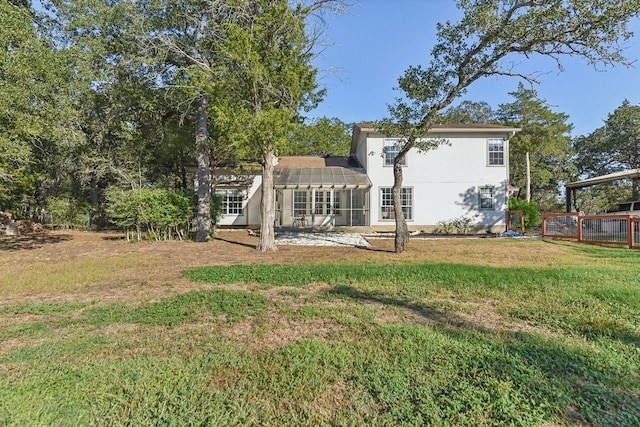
[257,150,278,251]
[525,151,531,203]
[393,160,409,253]
[195,93,211,242]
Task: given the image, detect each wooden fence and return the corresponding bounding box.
[542,212,640,249]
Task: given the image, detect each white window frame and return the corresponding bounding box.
[479,186,495,210]
[487,138,505,166]
[380,187,413,221]
[215,189,244,216]
[384,139,407,167]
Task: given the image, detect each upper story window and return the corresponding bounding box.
[487,139,505,166]
[384,140,406,166]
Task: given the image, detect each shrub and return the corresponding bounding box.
[508,198,541,232]
[105,187,193,241]
[47,196,92,229]
[435,216,475,235]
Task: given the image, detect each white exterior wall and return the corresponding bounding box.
[357,131,511,232]
[216,175,262,227]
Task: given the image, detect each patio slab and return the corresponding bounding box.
[276,232,369,247]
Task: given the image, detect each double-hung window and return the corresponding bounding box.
[479,186,494,209]
[487,139,505,166]
[380,187,413,220]
[384,140,406,166]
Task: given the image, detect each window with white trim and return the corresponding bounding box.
[380,187,413,220]
[384,140,406,166]
[479,186,495,209]
[215,189,244,215]
[487,139,505,166]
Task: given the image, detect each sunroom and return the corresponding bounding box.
[273,157,372,228]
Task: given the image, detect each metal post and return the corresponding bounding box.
[311,188,315,226]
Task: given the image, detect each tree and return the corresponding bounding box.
[378,0,640,253]
[574,100,640,200]
[285,117,352,156]
[497,83,574,211]
[438,100,496,124]
[46,0,190,227]
[133,0,239,242]
[217,0,345,251]
[0,1,84,216]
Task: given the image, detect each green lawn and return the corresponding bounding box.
[1,241,639,426]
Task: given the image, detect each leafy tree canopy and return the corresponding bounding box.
[284,117,352,156]
[438,100,497,124]
[574,99,640,200]
[497,83,575,210]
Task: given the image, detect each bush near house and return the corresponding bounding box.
[105,188,193,241]
[509,197,541,232]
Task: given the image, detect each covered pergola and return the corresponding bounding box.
[565,168,640,212]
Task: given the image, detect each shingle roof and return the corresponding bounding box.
[276,155,360,168]
[354,122,519,131]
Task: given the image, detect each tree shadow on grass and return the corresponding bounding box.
[327,284,458,325]
[326,284,640,426]
[355,245,395,253]
[0,233,73,251]
[215,236,258,250]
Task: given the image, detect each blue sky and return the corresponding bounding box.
[307,1,640,137]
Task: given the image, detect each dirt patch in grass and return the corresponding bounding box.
[0,230,582,342]
[222,312,347,350]
[0,229,588,342]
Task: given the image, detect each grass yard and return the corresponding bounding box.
[0,230,639,426]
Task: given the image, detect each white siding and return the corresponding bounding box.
[356,131,512,232]
[216,175,262,227]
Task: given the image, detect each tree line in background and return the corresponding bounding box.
[438,92,640,216]
[1,0,351,248]
[2,0,640,251]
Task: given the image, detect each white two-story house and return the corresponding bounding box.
[351,123,520,233]
[214,123,520,233]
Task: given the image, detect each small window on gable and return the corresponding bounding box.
[384,140,406,166]
[487,139,505,166]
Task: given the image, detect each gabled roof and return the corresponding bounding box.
[354,122,519,132]
[350,122,521,157]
